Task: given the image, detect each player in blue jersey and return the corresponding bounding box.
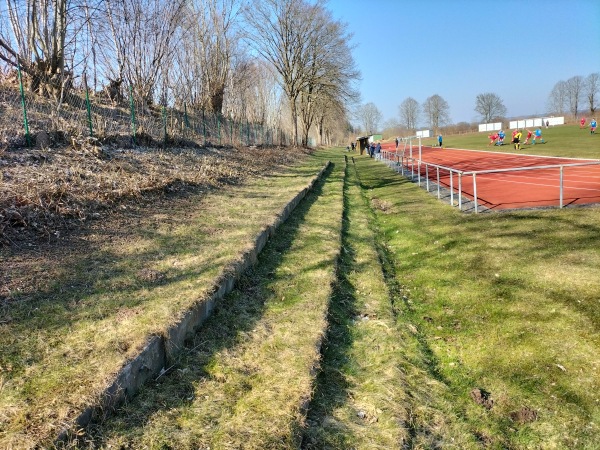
[532,127,544,144]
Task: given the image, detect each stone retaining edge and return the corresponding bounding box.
[56,161,331,444]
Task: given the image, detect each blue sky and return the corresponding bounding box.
[326,0,600,126]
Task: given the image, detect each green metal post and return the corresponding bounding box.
[16,62,31,147]
[84,74,93,137]
[184,102,190,129]
[129,85,136,145]
[218,115,221,145]
[162,105,167,146]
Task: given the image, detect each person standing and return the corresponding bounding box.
[590,118,597,134]
[375,142,382,159]
[498,130,505,145]
[512,129,522,151]
[395,137,399,149]
[532,127,544,144]
[581,117,587,129]
[438,134,443,148]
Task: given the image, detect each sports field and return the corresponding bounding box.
[379,128,600,210]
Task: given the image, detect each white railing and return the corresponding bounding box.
[380,150,600,213]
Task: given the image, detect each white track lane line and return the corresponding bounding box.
[483,172,600,186]
[470,176,600,192]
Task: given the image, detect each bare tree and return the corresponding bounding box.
[314,94,345,146]
[189,0,242,115]
[585,72,599,114]
[422,94,450,131]
[382,117,404,138]
[474,92,506,123]
[105,0,186,105]
[297,5,359,146]
[548,80,568,115]
[0,0,74,98]
[225,58,283,127]
[565,75,585,118]
[357,102,382,134]
[398,97,420,131]
[243,0,328,145]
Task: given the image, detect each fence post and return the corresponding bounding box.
[129,85,136,145]
[559,166,564,208]
[83,72,93,137]
[458,172,462,210]
[162,105,167,146]
[218,114,221,145]
[16,61,31,147]
[437,167,440,199]
[450,170,454,206]
[184,103,189,127]
[473,173,478,213]
[202,109,206,144]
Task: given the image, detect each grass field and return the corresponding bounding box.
[416,124,599,158]
[81,145,600,448]
[2,134,600,448]
[354,153,600,448]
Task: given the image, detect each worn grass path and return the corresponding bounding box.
[0,150,324,448]
[302,154,481,448]
[301,152,412,447]
[85,149,345,448]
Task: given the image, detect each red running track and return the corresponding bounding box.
[380,144,600,210]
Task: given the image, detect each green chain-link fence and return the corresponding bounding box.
[0,71,292,149]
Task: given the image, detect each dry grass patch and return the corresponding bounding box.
[81,149,344,448]
[0,145,322,448]
[303,158,408,448]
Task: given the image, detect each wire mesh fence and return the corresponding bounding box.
[0,69,291,150]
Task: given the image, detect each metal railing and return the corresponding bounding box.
[380,150,600,213]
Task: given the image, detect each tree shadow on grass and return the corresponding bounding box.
[301,162,363,448]
[83,163,335,447]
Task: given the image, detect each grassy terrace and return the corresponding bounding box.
[88,149,344,448]
[0,149,324,448]
[2,134,600,448]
